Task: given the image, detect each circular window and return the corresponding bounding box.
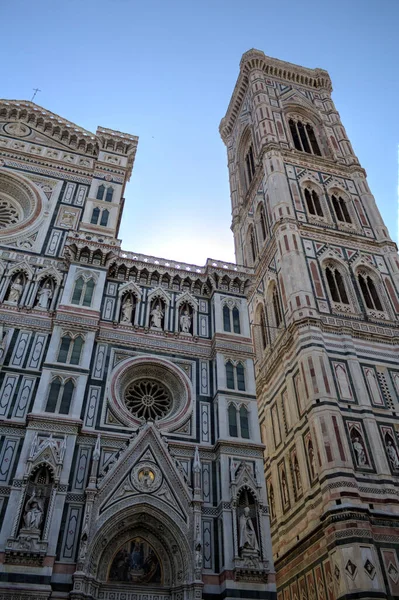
[0,171,42,234]
[0,198,21,228]
[110,356,193,431]
[124,379,171,420]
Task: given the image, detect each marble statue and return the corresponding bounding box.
[239,507,259,552]
[281,472,289,505]
[8,277,23,303]
[308,444,316,479]
[121,296,133,323]
[180,309,191,333]
[352,436,367,466]
[37,281,53,309]
[386,439,399,469]
[23,489,44,531]
[150,303,164,329]
[293,457,302,492]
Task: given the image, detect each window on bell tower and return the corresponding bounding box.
[325,266,349,305]
[304,188,323,217]
[245,144,256,186]
[288,118,321,156]
[358,273,383,311]
[331,194,352,224]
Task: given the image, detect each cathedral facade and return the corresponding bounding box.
[0,100,275,599]
[220,49,399,599]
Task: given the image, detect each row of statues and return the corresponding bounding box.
[120,295,193,333]
[6,276,53,309]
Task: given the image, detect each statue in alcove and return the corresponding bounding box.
[36,280,53,309]
[150,301,164,329]
[179,305,192,334]
[239,506,259,554]
[22,489,45,531]
[8,276,24,303]
[120,295,134,323]
[351,434,368,466]
[386,437,399,469]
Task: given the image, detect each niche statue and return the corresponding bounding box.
[22,489,45,532]
[239,507,259,554]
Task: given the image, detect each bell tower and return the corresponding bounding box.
[221,49,399,599]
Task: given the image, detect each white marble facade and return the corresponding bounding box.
[0,99,275,600]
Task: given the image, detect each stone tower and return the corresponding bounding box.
[220,49,399,599]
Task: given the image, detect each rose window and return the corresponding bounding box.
[0,199,20,228]
[124,379,172,420]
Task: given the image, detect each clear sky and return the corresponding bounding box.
[1,0,398,266]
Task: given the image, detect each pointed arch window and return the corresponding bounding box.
[223,304,231,332]
[259,204,267,240]
[223,303,241,334]
[236,363,246,391]
[105,187,114,202]
[289,118,321,156]
[228,404,238,437]
[225,361,246,391]
[304,188,323,217]
[272,287,283,327]
[239,406,250,439]
[91,207,100,225]
[245,144,256,185]
[100,209,109,227]
[331,194,352,223]
[249,227,257,264]
[325,266,349,304]
[226,361,235,389]
[71,276,95,307]
[232,307,241,334]
[259,306,268,349]
[96,185,105,200]
[46,378,75,414]
[358,273,383,311]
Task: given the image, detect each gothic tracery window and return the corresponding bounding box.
[358,272,383,311]
[96,185,105,200]
[272,287,283,328]
[325,266,349,305]
[245,144,256,186]
[304,188,323,217]
[57,334,84,365]
[45,377,75,414]
[223,303,241,334]
[71,276,95,307]
[331,194,352,223]
[289,117,321,156]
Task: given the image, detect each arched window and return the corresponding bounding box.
[325,266,349,304]
[304,188,323,217]
[358,273,383,311]
[46,378,62,412]
[223,304,231,332]
[105,187,114,202]
[91,207,100,225]
[331,194,352,223]
[245,144,256,186]
[259,204,267,240]
[239,406,250,439]
[71,276,95,307]
[96,185,105,200]
[71,277,84,305]
[46,377,75,414]
[259,306,268,349]
[226,361,235,389]
[70,336,84,365]
[100,209,109,227]
[272,287,283,327]
[57,335,71,363]
[228,404,238,437]
[232,307,241,334]
[249,227,257,264]
[60,380,74,414]
[289,118,321,156]
[83,279,95,306]
[236,363,246,391]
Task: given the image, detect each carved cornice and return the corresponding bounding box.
[220,49,332,142]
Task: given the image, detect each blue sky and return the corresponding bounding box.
[1,0,398,265]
